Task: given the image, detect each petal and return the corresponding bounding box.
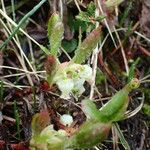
[56,79,74,99]
[80,65,92,80]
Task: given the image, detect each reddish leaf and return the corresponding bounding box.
[31,110,50,135]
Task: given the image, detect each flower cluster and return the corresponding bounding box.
[53,63,92,99]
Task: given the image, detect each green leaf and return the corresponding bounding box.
[62,39,77,53]
[72,26,102,64]
[47,13,64,56]
[73,19,90,32]
[76,11,91,23]
[98,79,140,122]
[95,15,106,22]
[50,22,64,56]
[73,2,97,33]
[143,104,150,117]
[114,123,131,150]
[120,1,132,26]
[76,2,95,23]
[48,13,60,39]
[81,99,102,121]
[87,2,96,16]
[39,45,50,55]
[68,120,111,149]
[14,100,21,139]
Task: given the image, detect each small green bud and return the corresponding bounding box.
[128,78,140,90]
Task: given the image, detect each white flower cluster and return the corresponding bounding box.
[53,63,92,99]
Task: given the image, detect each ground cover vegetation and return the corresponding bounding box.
[0,0,150,149]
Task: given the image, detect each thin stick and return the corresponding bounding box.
[140,74,150,81]
[113,26,129,75]
[61,47,72,61]
[59,0,63,19]
[134,31,150,43]
[27,34,37,71]
[140,80,150,84]
[0,65,45,74]
[89,0,100,99]
[97,1,117,48]
[139,45,150,57]
[3,115,16,123]
[1,72,45,79]
[11,0,16,21]
[74,0,81,12]
[2,81,30,89]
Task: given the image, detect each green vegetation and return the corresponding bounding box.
[0,0,149,149]
[30,79,140,150]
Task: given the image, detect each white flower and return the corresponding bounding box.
[60,114,73,126]
[54,63,93,99]
[56,79,74,99]
[73,78,85,95]
[80,65,92,81]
